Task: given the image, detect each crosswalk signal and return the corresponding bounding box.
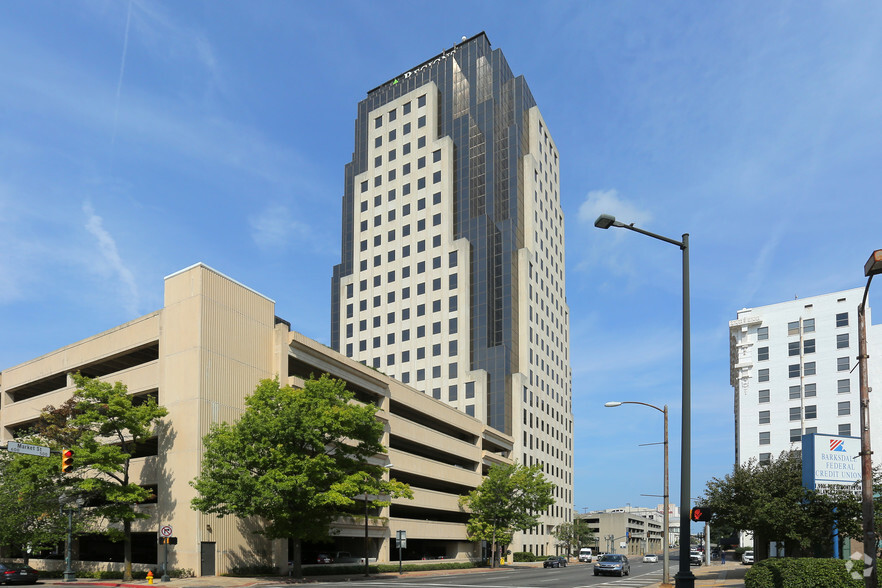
[61,449,74,474]
[690,507,712,522]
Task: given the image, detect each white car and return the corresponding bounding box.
[578,548,593,562]
[742,551,754,565]
[643,554,658,563]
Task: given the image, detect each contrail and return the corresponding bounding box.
[111,0,133,147]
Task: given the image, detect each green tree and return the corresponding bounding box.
[38,374,168,580]
[700,451,861,558]
[0,445,69,562]
[459,463,555,567]
[190,376,411,579]
[552,519,594,558]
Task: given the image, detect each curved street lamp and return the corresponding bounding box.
[595,214,693,588]
[605,401,670,585]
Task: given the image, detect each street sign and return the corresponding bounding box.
[396,530,407,548]
[159,525,173,537]
[6,441,51,457]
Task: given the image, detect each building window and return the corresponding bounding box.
[838,401,851,416]
[838,357,850,371]
[837,333,849,349]
[449,385,458,401]
[757,326,769,340]
[759,410,770,424]
[804,383,816,397]
[804,339,815,354]
[403,122,411,135]
[789,364,800,378]
[790,407,801,421]
[757,347,769,361]
[805,405,817,419]
[758,369,770,382]
[806,427,817,435]
[788,321,799,335]
[838,379,851,394]
[433,149,441,163]
[465,381,475,398]
[759,432,771,445]
[836,312,849,327]
[759,453,771,465]
[839,423,852,436]
[418,94,426,107]
[788,342,799,356]
[759,389,770,403]
[465,405,475,417]
[790,428,802,443]
[789,385,801,399]
[804,362,816,376]
[803,318,815,333]
[374,116,382,129]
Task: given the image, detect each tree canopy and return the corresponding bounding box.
[38,373,168,579]
[0,444,69,560]
[459,462,555,565]
[553,518,594,557]
[190,376,411,578]
[700,451,861,557]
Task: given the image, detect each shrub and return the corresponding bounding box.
[225,564,279,576]
[513,551,537,562]
[735,546,754,556]
[744,557,863,588]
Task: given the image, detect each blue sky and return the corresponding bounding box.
[2,1,882,518]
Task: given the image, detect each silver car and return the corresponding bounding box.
[593,553,630,577]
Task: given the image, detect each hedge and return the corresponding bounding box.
[513,551,538,562]
[744,557,865,588]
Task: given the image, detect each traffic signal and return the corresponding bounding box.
[690,507,712,522]
[61,449,74,474]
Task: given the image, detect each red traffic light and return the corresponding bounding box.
[61,449,74,474]
[690,507,712,522]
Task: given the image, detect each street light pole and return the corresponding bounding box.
[595,214,693,588]
[605,401,669,585]
[858,249,882,588]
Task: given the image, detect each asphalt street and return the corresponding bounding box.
[267,561,666,588]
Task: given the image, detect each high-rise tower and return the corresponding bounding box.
[332,33,572,554]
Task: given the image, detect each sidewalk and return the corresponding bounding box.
[645,560,749,588]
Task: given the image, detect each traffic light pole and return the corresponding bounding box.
[63,506,75,582]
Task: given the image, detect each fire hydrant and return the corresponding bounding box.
[147,570,154,585]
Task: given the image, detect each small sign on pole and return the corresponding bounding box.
[396,530,406,574]
[6,441,51,457]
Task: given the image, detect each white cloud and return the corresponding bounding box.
[577,189,653,228]
[249,204,319,253]
[83,202,140,316]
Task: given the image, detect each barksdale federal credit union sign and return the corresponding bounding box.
[802,433,861,495]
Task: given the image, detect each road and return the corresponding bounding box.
[276,560,665,588]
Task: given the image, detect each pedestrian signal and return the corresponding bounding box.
[690,507,712,522]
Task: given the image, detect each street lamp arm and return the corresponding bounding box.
[620,223,685,249]
[606,400,666,415]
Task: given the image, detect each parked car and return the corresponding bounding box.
[315,553,332,564]
[578,547,593,562]
[643,553,658,563]
[543,555,567,568]
[742,551,754,565]
[690,550,703,566]
[593,554,630,577]
[0,563,39,585]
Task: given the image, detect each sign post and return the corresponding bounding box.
[159,526,173,582]
[396,530,406,574]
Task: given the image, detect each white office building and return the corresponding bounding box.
[730,288,882,465]
[331,33,573,556]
